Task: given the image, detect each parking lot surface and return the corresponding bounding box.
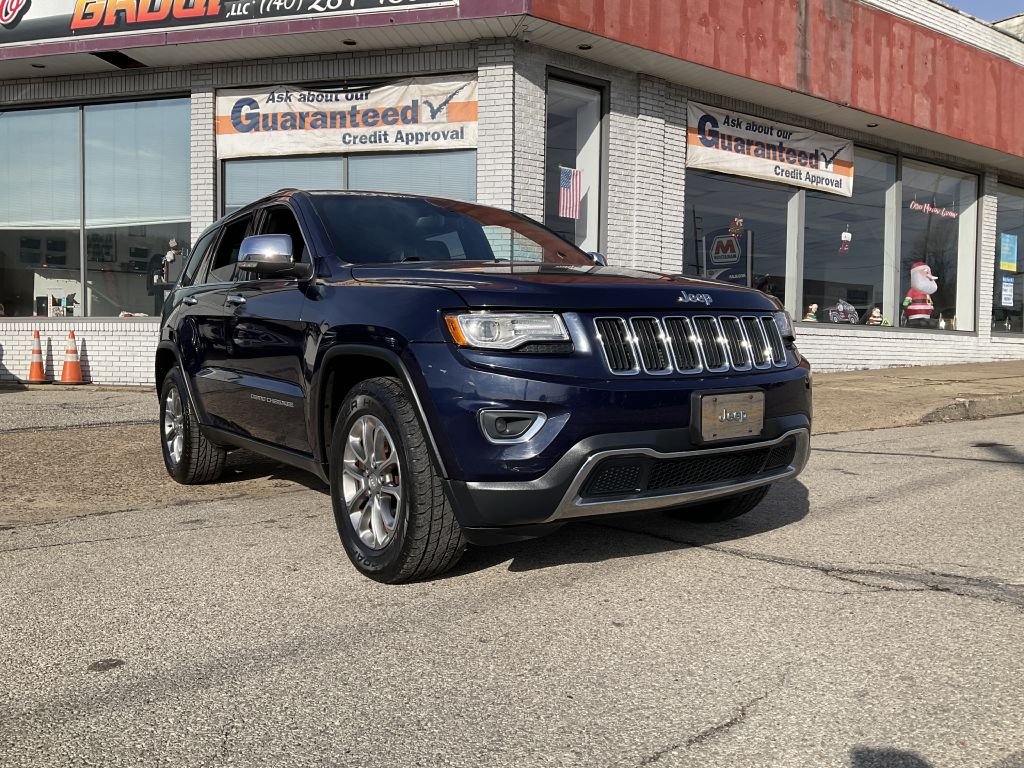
[1,414,1022,767]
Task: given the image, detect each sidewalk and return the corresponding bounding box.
[812,360,1024,433]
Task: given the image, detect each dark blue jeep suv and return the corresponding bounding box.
[157,190,811,582]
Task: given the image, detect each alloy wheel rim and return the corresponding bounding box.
[163,388,185,466]
[342,415,403,550]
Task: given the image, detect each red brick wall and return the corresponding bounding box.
[530,0,1023,156]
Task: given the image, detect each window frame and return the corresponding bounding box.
[178,229,217,288]
[991,182,1024,335]
[543,68,610,256]
[201,213,255,286]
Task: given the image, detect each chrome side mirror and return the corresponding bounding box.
[237,234,311,279]
[587,251,607,267]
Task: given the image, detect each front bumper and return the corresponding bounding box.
[447,416,810,535]
[409,341,812,485]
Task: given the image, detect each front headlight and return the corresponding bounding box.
[445,312,570,351]
[773,310,796,341]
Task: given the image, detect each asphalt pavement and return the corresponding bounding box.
[1,416,1022,767]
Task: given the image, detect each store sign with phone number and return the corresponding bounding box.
[0,0,456,47]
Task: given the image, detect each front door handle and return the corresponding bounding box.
[225,294,247,306]
[182,295,198,306]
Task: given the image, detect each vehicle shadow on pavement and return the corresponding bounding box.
[850,747,1024,767]
[973,440,1024,471]
[451,480,810,576]
[849,747,931,767]
[216,450,330,493]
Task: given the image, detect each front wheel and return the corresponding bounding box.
[159,367,226,484]
[666,485,770,523]
[330,377,465,583]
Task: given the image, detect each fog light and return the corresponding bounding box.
[479,410,546,443]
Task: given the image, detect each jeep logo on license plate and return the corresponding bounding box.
[699,391,764,441]
[719,408,748,424]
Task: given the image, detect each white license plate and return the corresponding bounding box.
[699,392,765,442]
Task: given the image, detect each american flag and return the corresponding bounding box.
[558,166,582,219]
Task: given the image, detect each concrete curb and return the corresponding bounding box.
[919,392,1024,425]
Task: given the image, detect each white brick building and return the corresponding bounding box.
[1,0,1024,385]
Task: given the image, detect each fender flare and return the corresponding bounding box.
[155,341,208,426]
[313,343,450,479]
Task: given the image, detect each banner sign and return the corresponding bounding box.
[686,102,854,197]
[1002,276,1015,308]
[216,76,478,159]
[1000,232,1018,272]
[0,0,456,47]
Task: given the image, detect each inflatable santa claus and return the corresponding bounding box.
[903,262,938,326]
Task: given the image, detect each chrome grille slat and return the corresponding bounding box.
[760,316,788,367]
[743,316,773,369]
[595,314,788,375]
[630,317,672,374]
[692,316,729,372]
[663,317,702,373]
[719,316,752,370]
[594,317,639,374]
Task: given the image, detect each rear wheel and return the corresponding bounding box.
[159,367,226,484]
[330,376,465,583]
[666,485,770,523]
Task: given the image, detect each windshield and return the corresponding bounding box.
[310,195,593,266]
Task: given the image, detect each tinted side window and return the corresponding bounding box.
[260,206,308,264]
[179,230,216,287]
[207,215,252,283]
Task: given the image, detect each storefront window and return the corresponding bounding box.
[899,160,978,331]
[349,151,477,201]
[684,171,790,304]
[544,78,603,253]
[0,107,81,318]
[84,99,190,317]
[225,157,346,214]
[0,98,190,319]
[223,150,477,216]
[802,149,895,326]
[992,185,1024,334]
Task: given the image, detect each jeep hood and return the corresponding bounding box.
[349,262,779,312]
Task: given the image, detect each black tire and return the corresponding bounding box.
[330,376,466,583]
[666,485,771,523]
[159,367,227,484]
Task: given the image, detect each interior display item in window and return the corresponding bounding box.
[824,299,859,324]
[866,307,884,326]
[558,166,582,220]
[755,274,779,296]
[729,215,745,239]
[902,262,938,326]
[839,227,852,255]
[162,238,183,283]
[49,292,79,317]
[803,304,818,322]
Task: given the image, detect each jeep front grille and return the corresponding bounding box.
[593,315,788,375]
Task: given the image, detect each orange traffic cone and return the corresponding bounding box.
[59,331,89,385]
[27,330,50,384]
